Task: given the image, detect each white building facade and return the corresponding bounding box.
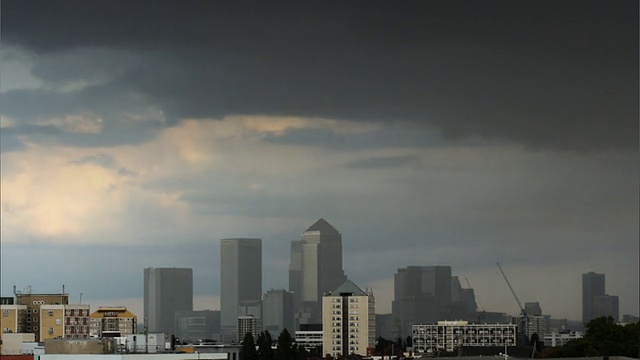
[412,321,516,354]
[322,280,375,358]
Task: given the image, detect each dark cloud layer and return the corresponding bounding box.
[2,0,637,151]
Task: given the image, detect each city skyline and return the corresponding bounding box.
[1,0,638,324]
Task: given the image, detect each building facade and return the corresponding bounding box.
[592,295,619,321]
[144,267,193,335]
[322,280,375,358]
[237,315,261,343]
[392,266,453,338]
[262,289,294,336]
[89,307,137,338]
[412,321,517,354]
[14,291,70,342]
[289,219,348,326]
[220,238,262,340]
[39,304,90,341]
[295,323,323,352]
[514,314,550,341]
[175,310,219,342]
[544,330,583,347]
[582,272,605,324]
[0,304,27,338]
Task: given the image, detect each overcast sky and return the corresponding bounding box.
[1,0,638,322]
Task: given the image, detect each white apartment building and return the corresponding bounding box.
[322,280,375,358]
[412,321,516,354]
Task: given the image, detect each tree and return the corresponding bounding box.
[545,317,639,358]
[257,331,274,360]
[276,329,295,360]
[240,332,258,360]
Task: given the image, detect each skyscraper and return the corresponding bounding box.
[144,267,193,335]
[582,272,605,324]
[392,265,452,338]
[220,238,262,340]
[289,218,348,325]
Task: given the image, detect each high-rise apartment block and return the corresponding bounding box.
[582,272,618,323]
[237,315,261,343]
[89,307,137,338]
[144,267,193,335]
[289,219,348,325]
[220,238,262,341]
[322,280,375,358]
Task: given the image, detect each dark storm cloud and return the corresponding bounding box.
[2,0,638,150]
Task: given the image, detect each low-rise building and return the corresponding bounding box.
[14,291,70,342]
[543,330,583,347]
[295,324,323,352]
[1,304,28,338]
[90,307,137,338]
[412,321,517,354]
[40,304,90,341]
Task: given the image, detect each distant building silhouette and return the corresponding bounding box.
[524,302,543,316]
[220,238,262,341]
[175,310,220,342]
[262,289,294,336]
[392,265,453,338]
[144,267,193,335]
[289,218,347,326]
[582,272,605,324]
[592,295,619,321]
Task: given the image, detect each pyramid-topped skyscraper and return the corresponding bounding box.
[289,218,348,325]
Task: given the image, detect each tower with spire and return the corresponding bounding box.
[289,218,348,325]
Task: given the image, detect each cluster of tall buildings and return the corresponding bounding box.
[2,218,629,357]
[582,272,619,323]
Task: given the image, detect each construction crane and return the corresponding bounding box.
[496,262,529,346]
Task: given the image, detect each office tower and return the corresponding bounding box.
[582,272,605,324]
[262,289,294,336]
[525,302,543,316]
[289,218,348,325]
[220,238,262,340]
[592,295,619,321]
[322,280,375,358]
[144,267,193,335]
[392,265,452,338]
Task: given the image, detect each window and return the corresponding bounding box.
[56,318,61,325]
[48,328,54,335]
[2,310,8,317]
[33,309,38,314]
[48,310,54,316]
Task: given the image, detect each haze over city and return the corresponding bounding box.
[1,0,638,324]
